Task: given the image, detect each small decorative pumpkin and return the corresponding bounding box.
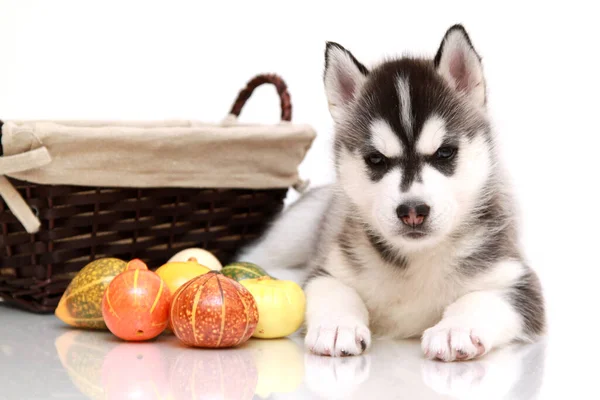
[170,271,259,348]
[221,262,271,282]
[55,257,128,329]
[102,267,172,341]
[168,248,222,271]
[240,277,305,339]
[155,258,211,295]
[155,258,211,332]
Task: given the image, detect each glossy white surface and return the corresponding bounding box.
[1,2,599,399]
[0,303,576,400]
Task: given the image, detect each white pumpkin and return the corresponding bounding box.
[168,248,222,271]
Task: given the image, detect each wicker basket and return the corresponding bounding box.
[0,74,314,313]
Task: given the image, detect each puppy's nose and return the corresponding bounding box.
[396,202,430,227]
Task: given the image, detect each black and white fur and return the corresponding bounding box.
[238,25,545,362]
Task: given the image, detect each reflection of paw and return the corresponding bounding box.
[305,317,371,357]
[305,352,371,399]
[421,343,543,399]
[421,358,487,395]
[421,323,486,362]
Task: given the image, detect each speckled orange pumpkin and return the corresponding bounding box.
[170,271,259,348]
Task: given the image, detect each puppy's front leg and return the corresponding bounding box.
[304,275,371,357]
[421,267,545,363]
[421,291,519,362]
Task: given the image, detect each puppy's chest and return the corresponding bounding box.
[351,254,464,338]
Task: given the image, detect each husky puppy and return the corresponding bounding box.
[238,25,545,362]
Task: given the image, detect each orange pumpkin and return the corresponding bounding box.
[170,271,258,348]
[102,268,171,341]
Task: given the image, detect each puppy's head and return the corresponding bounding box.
[325,25,494,251]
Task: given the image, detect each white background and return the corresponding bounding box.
[1,1,599,397]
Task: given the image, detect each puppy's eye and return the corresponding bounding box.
[366,152,386,167]
[434,146,456,160]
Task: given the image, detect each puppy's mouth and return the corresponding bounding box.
[404,231,427,239]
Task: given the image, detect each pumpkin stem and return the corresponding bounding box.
[187,257,198,263]
[257,276,272,282]
[126,259,148,271]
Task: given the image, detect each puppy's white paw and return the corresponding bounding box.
[305,317,371,357]
[421,323,487,362]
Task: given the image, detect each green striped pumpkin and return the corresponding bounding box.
[55,258,128,329]
[221,262,272,282]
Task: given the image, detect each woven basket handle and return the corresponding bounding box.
[229,74,292,122]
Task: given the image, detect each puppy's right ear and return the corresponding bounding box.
[324,42,369,122]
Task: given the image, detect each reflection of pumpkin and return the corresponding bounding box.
[246,338,305,398]
[170,272,258,348]
[55,330,118,400]
[55,258,128,329]
[169,347,257,400]
[241,277,306,338]
[101,342,169,399]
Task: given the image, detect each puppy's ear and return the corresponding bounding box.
[434,25,486,107]
[324,42,369,121]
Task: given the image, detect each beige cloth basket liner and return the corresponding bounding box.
[0,117,316,233]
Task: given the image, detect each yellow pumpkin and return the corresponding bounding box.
[240,277,305,339]
[155,259,211,296]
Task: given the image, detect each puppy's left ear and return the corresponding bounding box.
[434,25,486,107]
[324,42,369,122]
